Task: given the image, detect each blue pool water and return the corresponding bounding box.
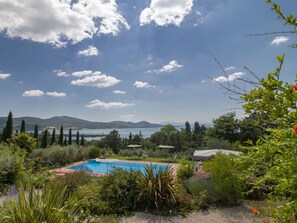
[68,160,171,174]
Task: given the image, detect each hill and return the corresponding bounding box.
[0,116,162,131]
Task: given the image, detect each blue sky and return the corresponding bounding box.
[0,0,296,123]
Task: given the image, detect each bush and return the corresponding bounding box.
[88,147,101,159]
[137,164,181,210]
[177,159,193,180]
[0,144,24,193]
[0,183,79,223]
[203,153,243,205]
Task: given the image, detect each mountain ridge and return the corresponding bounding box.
[0,115,162,131]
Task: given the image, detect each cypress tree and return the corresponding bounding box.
[1,111,13,142]
[34,125,39,147]
[63,137,67,146]
[20,119,26,133]
[81,135,85,146]
[50,128,56,145]
[68,128,72,145]
[76,131,79,146]
[59,125,64,146]
[15,129,19,134]
[41,129,48,148]
[185,121,192,141]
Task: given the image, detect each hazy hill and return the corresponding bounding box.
[0,116,162,131]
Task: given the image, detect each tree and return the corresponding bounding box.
[63,137,67,146]
[59,125,63,146]
[50,128,56,145]
[41,129,48,148]
[8,132,37,153]
[80,135,85,146]
[1,111,13,142]
[20,120,26,133]
[105,130,121,154]
[33,125,39,147]
[185,121,191,141]
[192,121,206,146]
[128,132,132,143]
[68,128,72,145]
[76,131,79,146]
[207,112,240,143]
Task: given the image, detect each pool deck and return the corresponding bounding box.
[49,159,179,177]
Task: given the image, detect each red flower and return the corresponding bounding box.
[251,207,259,215]
[293,83,297,91]
[294,126,297,135]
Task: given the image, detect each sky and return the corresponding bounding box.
[0,0,296,124]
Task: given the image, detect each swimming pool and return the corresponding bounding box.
[68,160,172,174]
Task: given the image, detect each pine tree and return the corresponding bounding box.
[68,128,72,145]
[81,135,85,146]
[41,129,48,148]
[76,131,80,146]
[63,137,67,146]
[20,119,26,133]
[59,125,64,146]
[33,125,39,147]
[1,111,13,142]
[50,128,56,145]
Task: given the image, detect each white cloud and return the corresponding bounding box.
[23,90,44,97]
[270,36,289,45]
[46,92,66,97]
[0,73,11,79]
[113,90,126,94]
[54,70,69,77]
[72,70,93,77]
[71,71,120,88]
[0,0,129,47]
[225,66,235,71]
[86,99,135,109]
[140,0,193,26]
[213,72,244,83]
[134,81,154,88]
[151,60,183,73]
[120,114,135,121]
[78,45,99,56]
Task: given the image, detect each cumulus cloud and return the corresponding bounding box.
[54,70,69,77]
[140,0,193,26]
[86,99,135,109]
[23,90,44,97]
[213,72,244,83]
[0,73,11,79]
[113,90,126,94]
[0,0,129,47]
[46,92,66,97]
[71,70,120,88]
[149,60,183,73]
[271,36,289,45]
[133,81,155,88]
[78,45,99,56]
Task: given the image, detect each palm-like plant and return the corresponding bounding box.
[137,164,181,210]
[0,183,79,223]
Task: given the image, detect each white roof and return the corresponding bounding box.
[193,149,242,160]
[127,144,142,148]
[158,145,175,149]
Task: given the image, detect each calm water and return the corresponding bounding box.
[68,159,171,174]
[74,127,164,141]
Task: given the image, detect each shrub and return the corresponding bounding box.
[0,183,79,223]
[137,164,181,210]
[177,159,193,180]
[88,147,101,159]
[203,153,243,205]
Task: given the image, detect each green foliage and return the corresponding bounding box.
[68,128,72,145]
[88,147,102,159]
[203,153,243,205]
[59,125,63,146]
[50,128,56,145]
[177,159,193,180]
[105,130,121,154]
[137,164,181,210]
[20,120,25,133]
[33,125,38,147]
[0,184,79,223]
[8,133,37,153]
[76,131,79,146]
[1,111,13,142]
[41,129,48,148]
[29,145,89,167]
[0,144,24,193]
[80,135,85,146]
